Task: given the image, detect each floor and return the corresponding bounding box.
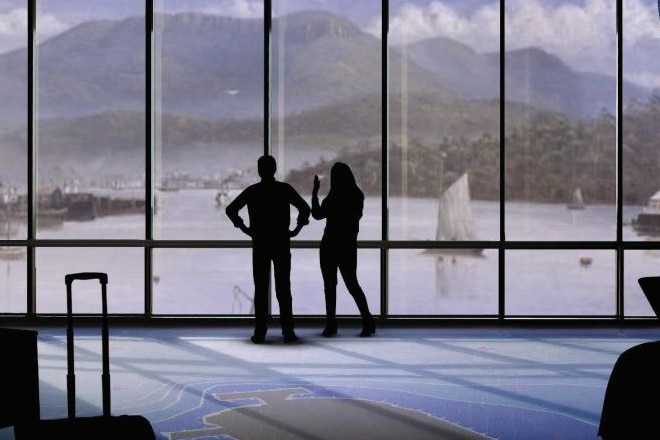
[2,324,657,440]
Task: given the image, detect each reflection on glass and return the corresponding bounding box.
[505,0,616,240]
[506,250,615,316]
[153,249,253,315]
[36,248,143,313]
[623,0,660,241]
[271,249,380,316]
[389,249,497,314]
[0,1,27,239]
[0,251,27,313]
[36,1,145,238]
[389,0,500,240]
[154,0,264,239]
[624,250,660,317]
[272,0,381,240]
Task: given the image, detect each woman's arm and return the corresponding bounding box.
[311,175,327,220]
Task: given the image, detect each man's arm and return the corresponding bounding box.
[288,184,311,229]
[225,188,251,236]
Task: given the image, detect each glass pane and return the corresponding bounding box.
[505,0,616,240]
[623,0,660,240]
[0,1,27,238]
[0,249,27,313]
[153,0,264,240]
[389,249,497,314]
[153,248,253,315]
[506,250,615,316]
[389,0,500,241]
[0,1,27,312]
[271,0,381,241]
[36,1,145,238]
[36,248,143,314]
[624,250,660,317]
[271,249,380,316]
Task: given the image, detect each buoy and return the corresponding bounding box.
[580,257,592,267]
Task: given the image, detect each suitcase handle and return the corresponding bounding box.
[65,272,108,285]
[65,272,111,419]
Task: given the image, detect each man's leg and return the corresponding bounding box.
[252,247,270,342]
[273,249,295,341]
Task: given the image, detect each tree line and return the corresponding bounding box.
[287,95,660,205]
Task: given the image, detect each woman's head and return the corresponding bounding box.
[330,162,360,194]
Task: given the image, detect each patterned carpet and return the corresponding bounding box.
[3,326,657,440]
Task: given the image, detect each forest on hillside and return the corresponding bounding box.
[287,94,660,205]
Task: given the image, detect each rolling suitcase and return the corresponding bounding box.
[15,272,156,439]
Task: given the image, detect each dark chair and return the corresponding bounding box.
[598,277,660,439]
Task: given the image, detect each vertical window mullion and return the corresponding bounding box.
[145,0,154,317]
[265,0,271,157]
[27,0,37,316]
[381,0,389,319]
[265,0,272,316]
[616,0,624,320]
[499,0,506,320]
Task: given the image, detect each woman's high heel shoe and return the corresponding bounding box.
[359,317,375,337]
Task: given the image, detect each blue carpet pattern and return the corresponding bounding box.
[2,326,657,440]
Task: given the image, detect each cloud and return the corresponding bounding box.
[0,7,70,53]
[0,8,28,52]
[371,0,660,79]
[199,0,263,19]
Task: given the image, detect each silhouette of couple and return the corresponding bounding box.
[226,155,375,344]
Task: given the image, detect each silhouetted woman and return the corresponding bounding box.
[312,162,375,337]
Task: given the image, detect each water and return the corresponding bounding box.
[1,190,659,317]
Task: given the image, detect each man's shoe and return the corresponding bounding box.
[251,334,265,344]
[321,322,337,337]
[283,333,298,343]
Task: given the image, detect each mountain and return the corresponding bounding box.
[405,36,499,100]
[0,10,446,127]
[0,9,651,130]
[405,41,650,119]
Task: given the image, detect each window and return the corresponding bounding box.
[36,0,145,239]
[1,0,658,320]
[389,0,500,241]
[153,0,264,240]
[0,1,27,312]
[271,0,382,242]
[504,0,616,241]
[36,247,143,314]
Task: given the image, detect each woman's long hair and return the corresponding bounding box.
[327,162,363,202]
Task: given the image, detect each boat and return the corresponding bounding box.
[215,185,234,208]
[567,187,585,210]
[632,190,660,237]
[0,246,26,260]
[424,173,483,257]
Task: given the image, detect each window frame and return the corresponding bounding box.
[1,0,652,321]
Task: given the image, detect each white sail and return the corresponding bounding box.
[567,187,585,210]
[436,173,476,241]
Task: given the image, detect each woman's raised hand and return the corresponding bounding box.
[313,175,320,195]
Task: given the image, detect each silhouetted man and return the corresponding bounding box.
[226,155,310,344]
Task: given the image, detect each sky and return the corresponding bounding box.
[0,0,659,87]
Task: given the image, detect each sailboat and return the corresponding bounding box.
[567,187,585,210]
[425,173,483,257]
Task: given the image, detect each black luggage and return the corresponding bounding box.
[15,272,156,439]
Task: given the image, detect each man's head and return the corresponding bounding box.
[257,155,277,180]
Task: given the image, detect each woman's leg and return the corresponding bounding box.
[338,244,372,320]
[320,243,338,335]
